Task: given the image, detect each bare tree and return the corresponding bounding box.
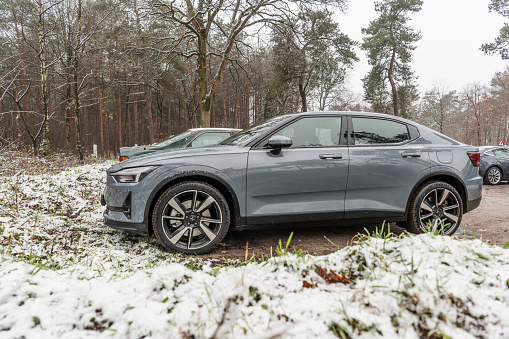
[462,82,488,146]
[418,82,459,135]
[149,0,348,126]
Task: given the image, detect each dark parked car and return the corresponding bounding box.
[119,128,241,161]
[479,146,509,185]
[102,111,483,254]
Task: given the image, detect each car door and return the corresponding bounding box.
[345,116,430,219]
[246,116,349,224]
[494,147,509,176]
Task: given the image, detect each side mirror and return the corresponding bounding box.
[267,135,292,153]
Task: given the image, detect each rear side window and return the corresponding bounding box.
[275,117,342,148]
[352,118,410,145]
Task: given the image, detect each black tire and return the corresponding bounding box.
[152,181,230,254]
[406,181,462,235]
[484,166,502,185]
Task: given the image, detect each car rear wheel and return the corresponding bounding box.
[484,167,502,185]
[152,181,230,254]
[407,181,462,235]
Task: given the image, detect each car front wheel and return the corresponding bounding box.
[407,181,463,235]
[152,181,230,254]
[484,167,502,185]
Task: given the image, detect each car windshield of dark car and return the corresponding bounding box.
[220,116,290,146]
[153,130,197,148]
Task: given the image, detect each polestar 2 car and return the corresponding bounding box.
[102,111,483,254]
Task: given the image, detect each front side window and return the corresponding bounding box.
[274,117,342,148]
[191,132,231,147]
[352,118,410,145]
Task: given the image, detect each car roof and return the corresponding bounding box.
[479,146,507,151]
[282,111,415,123]
[188,128,242,132]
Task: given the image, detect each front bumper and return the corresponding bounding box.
[101,173,154,236]
[103,211,149,236]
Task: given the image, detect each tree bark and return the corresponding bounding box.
[144,75,154,144]
[36,0,51,155]
[168,95,172,136]
[299,78,308,112]
[117,75,122,149]
[388,48,399,117]
[73,0,84,160]
[111,70,118,154]
[198,32,210,127]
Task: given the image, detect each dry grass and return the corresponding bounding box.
[0,147,105,176]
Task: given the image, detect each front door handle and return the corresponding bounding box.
[319,154,343,159]
[401,151,421,158]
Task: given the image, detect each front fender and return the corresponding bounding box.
[142,165,245,226]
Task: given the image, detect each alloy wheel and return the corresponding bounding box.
[487,167,502,185]
[418,187,460,235]
[161,189,223,251]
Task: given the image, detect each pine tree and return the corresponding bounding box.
[361,0,422,118]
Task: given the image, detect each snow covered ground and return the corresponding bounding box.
[1,156,509,338]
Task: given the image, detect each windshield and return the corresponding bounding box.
[153,130,197,148]
[220,116,291,146]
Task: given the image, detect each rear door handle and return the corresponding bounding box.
[401,151,421,158]
[319,154,343,159]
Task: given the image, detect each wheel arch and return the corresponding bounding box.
[144,171,241,235]
[405,172,468,216]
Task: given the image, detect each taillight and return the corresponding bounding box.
[119,156,129,162]
[468,152,480,167]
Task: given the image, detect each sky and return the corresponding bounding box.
[337,0,509,95]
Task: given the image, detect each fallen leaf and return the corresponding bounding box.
[316,265,351,284]
[302,280,316,288]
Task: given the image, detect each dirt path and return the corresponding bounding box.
[459,182,509,245]
[207,183,509,260]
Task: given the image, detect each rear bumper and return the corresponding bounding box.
[466,195,482,213]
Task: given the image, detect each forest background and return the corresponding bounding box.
[1,0,509,159]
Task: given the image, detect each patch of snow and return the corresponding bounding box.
[1,161,509,338]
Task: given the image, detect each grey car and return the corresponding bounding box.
[479,146,509,185]
[102,111,483,254]
[119,128,241,162]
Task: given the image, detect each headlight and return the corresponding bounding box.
[111,166,159,183]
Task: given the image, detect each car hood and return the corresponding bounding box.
[107,145,248,173]
[120,145,156,151]
[119,144,173,156]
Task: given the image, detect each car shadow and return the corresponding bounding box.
[206,222,407,260]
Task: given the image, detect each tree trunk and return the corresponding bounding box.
[97,49,104,157]
[134,94,139,144]
[168,95,172,136]
[36,0,51,155]
[144,77,154,144]
[73,0,84,160]
[388,48,399,117]
[298,79,308,112]
[111,70,118,155]
[197,31,210,128]
[117,76,122,149]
